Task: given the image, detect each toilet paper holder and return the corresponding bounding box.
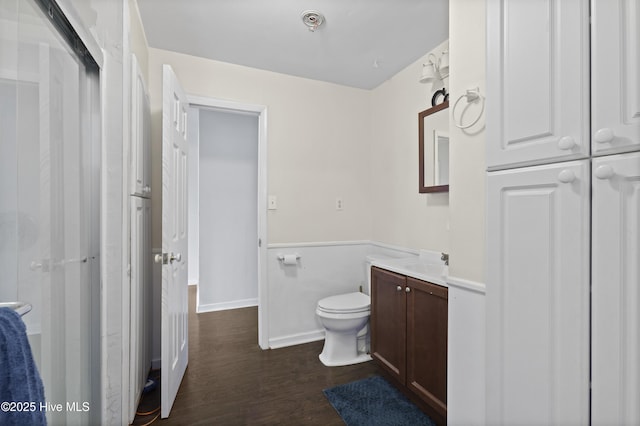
[278,253,300,266]
[277,254,301,263]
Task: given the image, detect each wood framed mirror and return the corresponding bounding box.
[419,101,449,193]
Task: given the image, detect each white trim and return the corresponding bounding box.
[185,94,269,350]
[269,330,326,349]
[446,275,486,294]
[267,240,370,249]
[266,240,419,255]
[196,298,259,314]
[151,358,161,371]
[56,0,104,68]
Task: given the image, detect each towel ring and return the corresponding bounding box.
[452,88,485,129]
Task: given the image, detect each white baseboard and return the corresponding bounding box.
[196,298,258,313]
[268,329,325,349]
[151,358,161,371]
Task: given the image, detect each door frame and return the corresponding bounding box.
[187,95,269,350]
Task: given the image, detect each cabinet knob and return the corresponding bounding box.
[594,128,614,144]
[557,136,576,150]
[405,287,411,293]
[396,286,402,292]
[595,164,615,180]
[558,169,576,183]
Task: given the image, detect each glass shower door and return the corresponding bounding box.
[0,0,100,424]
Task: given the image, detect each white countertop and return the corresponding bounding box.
[371,256,448,287]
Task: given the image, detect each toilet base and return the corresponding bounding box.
[319,352,372,367]
[318,328,372,367]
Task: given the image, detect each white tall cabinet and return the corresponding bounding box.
[486,0,640,424]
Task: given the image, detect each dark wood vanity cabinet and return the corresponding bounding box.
[370,266,448,424]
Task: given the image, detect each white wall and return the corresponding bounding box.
[148,48,373,249]
[187,107,199,285]
[369,40,451,253]
[447,1,487,425]
[449,0,486,283]
[197,108,259,312]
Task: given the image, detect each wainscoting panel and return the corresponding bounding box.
[447,276,485,426]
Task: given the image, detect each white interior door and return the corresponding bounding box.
[160,64,189,419]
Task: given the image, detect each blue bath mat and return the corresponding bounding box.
[323,375,435,426]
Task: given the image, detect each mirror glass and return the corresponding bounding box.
[419,101,449,193]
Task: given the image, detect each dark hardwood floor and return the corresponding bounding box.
[148,286,379,425]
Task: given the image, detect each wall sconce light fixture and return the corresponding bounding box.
[420,49,449,84]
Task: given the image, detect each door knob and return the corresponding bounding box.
[405,287,411,293]
[558,169,576,183]
[557,136,576,150]
[154,254,164,264]
[170,252,182,263]
[594,128,614,144]
[595,164,615,180]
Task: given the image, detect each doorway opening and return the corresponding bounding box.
[187,96,269,349]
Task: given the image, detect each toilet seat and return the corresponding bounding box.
[317,292,370,314]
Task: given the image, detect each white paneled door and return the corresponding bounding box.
[486,160,590,425]
[160,64,189,419]
[486,0,590,170]
[591,0,640,156]
[592,152,640,425]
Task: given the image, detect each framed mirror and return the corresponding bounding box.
[419,101,449,193]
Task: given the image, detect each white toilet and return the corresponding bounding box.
[316,291,371,366]
[316,254,391,367]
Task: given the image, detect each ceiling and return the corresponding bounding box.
[136,0,449,90]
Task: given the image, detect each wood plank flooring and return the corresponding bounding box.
[154,286,380,425]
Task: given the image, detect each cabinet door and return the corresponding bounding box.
[592,152,640,425]
[129,197,151,419]
[591,0,640,156]
[486,160,590,425]
[406,278,448,419]
[131,54,151,196]
[370,267,406,384]
[486,0,590,170]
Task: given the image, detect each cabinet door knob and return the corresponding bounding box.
[405,287,411,293]
[558,136,576,150]
[558,169,576,183]
[595,164,615,180]
[396,286,402,292]
[594,128,614,144]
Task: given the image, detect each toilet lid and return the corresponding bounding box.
[317,292,370,314]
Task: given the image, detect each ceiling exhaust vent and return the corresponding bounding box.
[301,10,325,32]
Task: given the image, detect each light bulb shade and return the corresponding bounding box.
[420,62,437,84]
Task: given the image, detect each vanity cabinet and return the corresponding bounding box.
[370,266,448,424]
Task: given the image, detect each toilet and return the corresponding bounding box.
[316,254,392,367]
[316,291,371,366]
